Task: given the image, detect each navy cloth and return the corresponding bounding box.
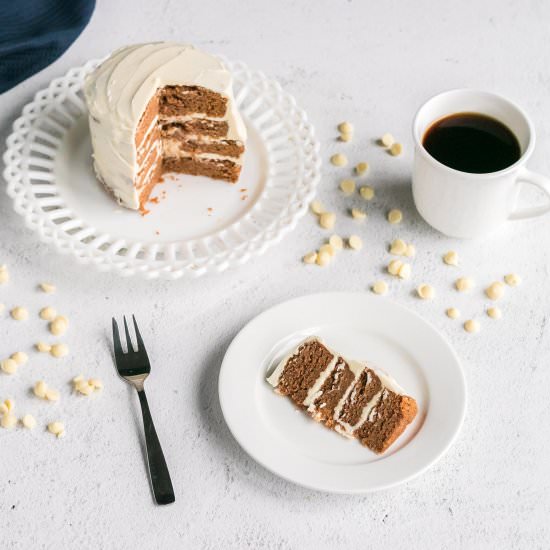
[0,0,95,94]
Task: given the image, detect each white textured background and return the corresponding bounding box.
[1,1,550,548]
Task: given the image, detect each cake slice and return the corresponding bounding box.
[267,337,417,454]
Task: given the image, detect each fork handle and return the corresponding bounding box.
[137,389,175,505]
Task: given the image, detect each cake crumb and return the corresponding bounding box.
[455,277,474,292]
[372,280,388,295]
[303,252,317,265]
[417,284,435,300]
[348,235,363,250]
[504,273,521,287]
[319,212,336,230]
[39,282,56,294]
[387,209,403,224]
[330,153,348,167]
[464,319,480,333]
[443,251,459,266]
[485,281,505,300]
[446,307,460,319]
[359,186,375,201]
[487,307,502,319]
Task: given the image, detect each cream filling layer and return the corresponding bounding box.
[162,139,243,164]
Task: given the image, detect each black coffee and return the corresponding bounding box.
[422,112,521,174]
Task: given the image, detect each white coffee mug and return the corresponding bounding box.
[412,89,550,238]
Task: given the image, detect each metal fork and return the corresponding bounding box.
[112,315,175,505]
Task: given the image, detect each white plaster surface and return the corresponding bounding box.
[1,1,549,548]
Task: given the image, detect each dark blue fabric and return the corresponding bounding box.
[0,0,95,94]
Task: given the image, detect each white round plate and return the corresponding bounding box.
[3,58,321,279]
[219,292,466,493]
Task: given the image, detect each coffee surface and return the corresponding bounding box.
[422,112,521,174]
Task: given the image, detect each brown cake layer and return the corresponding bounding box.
[309,357,355,427]
[160,85,227,117]
[274,340,335,407]
[355,391,418,454]
[163,156,242,183]
[165,137,244,157]
[161,120,229,138]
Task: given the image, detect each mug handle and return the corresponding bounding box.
[509,167,550,220]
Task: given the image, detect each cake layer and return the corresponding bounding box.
[162,136,244,158]
[160,85,227,117]
[163,156,241,183]
[160,119,229,138]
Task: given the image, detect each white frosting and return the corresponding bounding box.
[84,42,247,210]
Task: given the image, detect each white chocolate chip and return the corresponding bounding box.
[329,234,344,250]
[359,186,375,201]
[89,378,103,390]
[33,381,48,399]
[1,414,17,429]
[487,307,502,319]
[417,284,435,300]
[0,266,9,285]
[319,244,336,257]
[455,277,474,292]
[0,403,7,416]
[10,352,28,366]
[464,319,480,333]
[21,414,36,429]
[1,358,18,375]
[310,200,325,215]
[5,399,15,412]
[0,303,4,313]
[389,239,407,256]
[303,252,317,265]
[348,235,363,250]
[485,281,505,301]
[446,307,460,319]
[45,388,60,402]
[389,142,403,156]
[36,342,51,353]
[405,244,416,257]
[372,280,388,295]
[75,380,94,396]
[355,162,369,176]
[39,282,56,294]
[504,273,521,287]
[387,259,403,276]
[10,306,28,321]
[380,133,395,148]
[49,317,68,336]
[330,153,348,167]
[340,179,356,195]
[387,209,403,224]
[50,343,68,358]
[316,250,331,267]
[39,306,57,321]
[351,208,366,220]
[319,212,336,230]
[47,421,65,438]
[443,250,459,266]
[338,122,353,134]
[339,132,352,142]
[397,262,412,279]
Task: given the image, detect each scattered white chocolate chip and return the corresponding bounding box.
[380,133,395,148]
[339,132,352,142]
[0,303,4,313]
[0,265,9,285]
[319,244,336,257]
[5,399,15,412]
[397,263,412,280]
[330,153,348,167]
[49,317,68,336]
[487,307,502,320]
[1,358,18,375]
[36,342,51,353]
[47,421,65,438]
[485,281,505,301]
[50,343,68,358]
[446,307,460,320]
[351,208,366,220]
[504,273,521,287]
[89,379,103,390]
[340,178,355,195]
[329,234,344,250]
[10,306,28,321]
[464,319,480,333]
[355,162,369,176]
[33,381,48,399]
[319,212,336,230]
[372,280,389,295]
[390,238,407,256]
[387,259,403,276]
[21,414,36,430]
[387,209,403,224]
[443,250,459,266]
[310,200,325,215]
[39,282,56,294]
[45,388,60,402]
[10,352,28,366]
[405,244,416,257]
[1,414,17,430]
[338,122,353,134]
[359,185,375,201]
[455,277,474,292]
[0,403,7,415]
[316,250,331,267]
[303,252,317,265]
[39,306,57,321]
[417,284,435,300]
[348,235,363,250]
[389,142,403,156]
